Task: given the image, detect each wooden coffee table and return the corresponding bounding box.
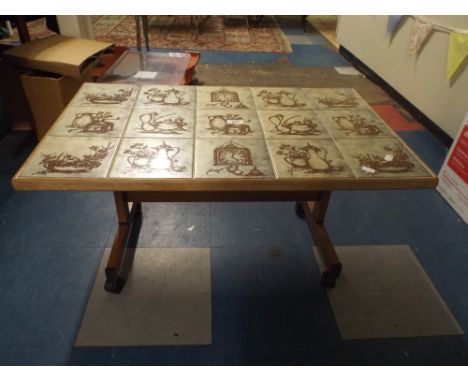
[12,83,437,293]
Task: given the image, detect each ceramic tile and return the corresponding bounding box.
[18,136,119,178]
[194,138,274,178]
[257,110,330,139]
[123,107,195,139]
[196,86,256,110]
[47,106,132,138]
[109,138,193,179]
[195,109,264,139]
[267,138,355,178]
[136,85,195,108]
[319,109,396,139]
[69,83,139,108]
[336,138,433,178]
[251,87,314,110]
[304,88,370,110]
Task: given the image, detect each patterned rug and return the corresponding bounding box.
[92,15,292,53]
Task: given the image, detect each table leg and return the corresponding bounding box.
[105,192,142,294]
[296,192,342,288]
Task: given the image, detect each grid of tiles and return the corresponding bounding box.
[18,83,432,180]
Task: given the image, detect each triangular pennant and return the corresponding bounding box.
[409,18,433,57]
[387,15,404,36]
[447,32,468,81]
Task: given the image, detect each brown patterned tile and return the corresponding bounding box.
[194,138,274,178]
[257,110,330,139]
[109,138,193,179]
[267,138,355,178]
[304,88,370,110]
[195,109,264,139]
[124,107,195,139]
[136,85,195,108]
[47,106,132,138]
[196,86,255,110]
[252,87,314,110]
[18,136,119,178]
[69,83,138,108]
[336,138,432,178]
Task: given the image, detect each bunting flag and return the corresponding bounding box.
[387,15,404,36]
[447,32,468,80]
[409,18,433,56]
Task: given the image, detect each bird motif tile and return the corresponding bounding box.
[336,138,432,177]
[136,85,196,108]
[68,83,138,109]
[267,138,355,178]
[123,107,195,139]
[257,110,330,138]
[252,87,314,110]
[196,86,256,110]
[195,109,264,139]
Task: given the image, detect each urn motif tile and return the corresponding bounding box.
[252,87,314,110]
[194,138,274,178]
[136,85,195,108]
[18,136,119,178]
[267,138,355,179]
[124,107,195,139]
[305,88,370,110]
[318,109,395,139]
[195,109,264,139]
[109,138,193,179]
[196,86,256,110]
[257,110,330,139]
[69,83,138,109]
[47,106,132,138]
[336,138,432,178]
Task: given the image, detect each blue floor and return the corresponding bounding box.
[1,18,467,365]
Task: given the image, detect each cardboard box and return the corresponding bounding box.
[21,63,95,140]
[3,35,113,78]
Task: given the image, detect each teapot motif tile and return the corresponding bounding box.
[136,85,195,108]
[252,87,314,110]
[69,83,138,109]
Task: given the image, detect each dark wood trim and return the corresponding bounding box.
[339,45,453,148]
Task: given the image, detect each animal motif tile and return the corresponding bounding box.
[267,138,355,179]
[305,88,370,110]
[336,138,432,178]
[194,139,274,178]
[69,83,138,108]
[18,136,119,178]
[47,106,132,138]
[136,85,195,108]
[123,107,195,139]
[252,87,314,110]
[318,109,395,139]
[257,110,330,139]
[109,138,193,179]
[196,86,256,110]
[195,109,264,139]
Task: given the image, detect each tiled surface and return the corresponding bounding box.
[16,85,435,183]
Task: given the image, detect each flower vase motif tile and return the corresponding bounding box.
[136,85,195,109]
[257,110,330,139]
[18,136,119,178]
[305,88,370,111]
[69,83,139,109]
[195,109,264,139]
[47,106,132,138]
[195,138,274,179]
[336,138,432,178]
[252,87,314,110]
[318,109,396,139]
[124,107,195,139]
[267,138,355,179]
[196,86,256,110]
[109,138,193,179]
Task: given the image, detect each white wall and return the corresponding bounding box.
[57,16,94,39]
[337,16,468,139]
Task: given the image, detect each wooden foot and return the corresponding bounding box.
[301,192,342,288]
[104,192,142,294]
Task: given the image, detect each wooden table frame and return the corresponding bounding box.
[105,189,340,293]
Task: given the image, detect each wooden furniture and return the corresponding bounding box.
[12,83,438,294]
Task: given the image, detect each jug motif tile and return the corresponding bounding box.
[136,85,195,108]
[252,87,314,110]
[69,83,138,108]
[196,86,256,110]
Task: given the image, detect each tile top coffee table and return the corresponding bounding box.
[12,83,438,293]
